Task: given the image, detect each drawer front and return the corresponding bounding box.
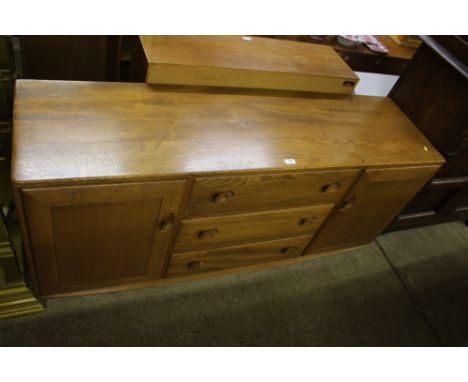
[167,236,311,277]
[185,170,360,217]
[174,204,333,253]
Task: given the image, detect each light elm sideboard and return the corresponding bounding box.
[12,80,443,297]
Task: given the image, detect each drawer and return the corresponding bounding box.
[185,170,359,217]
[167,236,311,277]
[174,204,333,253]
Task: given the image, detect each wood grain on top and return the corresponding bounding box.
[12,80,444,185]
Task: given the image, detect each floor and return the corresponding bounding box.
[0,221,467,346]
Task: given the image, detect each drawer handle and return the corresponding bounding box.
[300,217,317,226]
[198,228,219,239]
[281,246,300,255]
[187,260,205,270]
[343,81,355,87]
[341,200,355,211]
[212,191,235,203]
[159,214,175,231]
[321,183,341,193]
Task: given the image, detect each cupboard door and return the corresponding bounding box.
[22,180,186,295]
[306,166,439,254]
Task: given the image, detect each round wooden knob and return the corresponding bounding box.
[300,217,317,226]
[159,215,175,231]
[341,200,354,211]
[212,191,235,203]
[198,229,219,239]
[321,183,340,193]
[187,260,205,270]
[281,246,299,254]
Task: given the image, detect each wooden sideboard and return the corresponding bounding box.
[12,80,444,297]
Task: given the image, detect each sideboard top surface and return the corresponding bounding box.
[12,80,444,185]
[140,35,358,81]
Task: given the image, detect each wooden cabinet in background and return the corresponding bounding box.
[20,36,122,81]
[387,35,468,231]
[12,80,443,297]
[263,36,416,75]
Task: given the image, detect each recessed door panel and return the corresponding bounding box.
[22,180,186,295]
